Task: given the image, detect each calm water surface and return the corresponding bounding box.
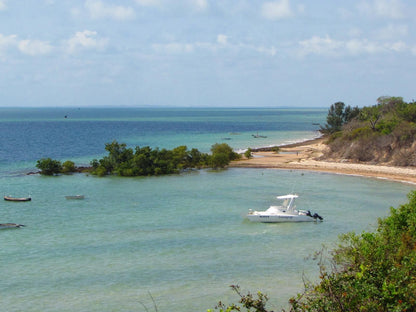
[0,108,414,311]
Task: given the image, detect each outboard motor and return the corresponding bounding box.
[312,213,323,220]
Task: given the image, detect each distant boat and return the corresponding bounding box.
[0,223,25,229]
[252,133,267,138]
[65,195,85,200]
[4,195,31,202]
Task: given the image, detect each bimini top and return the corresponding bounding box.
[276,194,298,200]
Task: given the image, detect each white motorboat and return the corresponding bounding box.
[246,194,323,223]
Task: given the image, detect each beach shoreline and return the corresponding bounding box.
[231,137,416,185]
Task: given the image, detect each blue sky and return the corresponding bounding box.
[0,0,415,107]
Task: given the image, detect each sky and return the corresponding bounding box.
[0,0,415,107]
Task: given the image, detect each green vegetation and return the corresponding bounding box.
[62,160,76,173]
[90,141,240,176]
[36,158,63,175]
[37,141,241,177]
[36,158,78,175]
[271,146,280,154]
[322,96,416,166]
[209,191,416,311]
[244,148,253,159]
[320,101,360,134]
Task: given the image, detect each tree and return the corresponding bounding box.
[322,102,345,133]
[211,143,240,161]
[321,102,360,134]
[36,158,63,175]
[360,105,381,131]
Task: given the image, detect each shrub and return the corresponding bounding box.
[36,158,63,175]
[271,146,280,154]
[244,148,253,159]
[288,191,416,311]
[62,160,76,173]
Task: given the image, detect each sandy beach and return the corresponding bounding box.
[231,138,416,185]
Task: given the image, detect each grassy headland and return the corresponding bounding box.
[232,96,416,184]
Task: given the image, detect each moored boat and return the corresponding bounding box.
[246,194,323,223]
[0,223,25,229]
[4,195,31,202]
[65,195,85,200]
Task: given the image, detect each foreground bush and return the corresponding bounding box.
[210,191,416,311]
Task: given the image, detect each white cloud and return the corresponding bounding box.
[152,37,277,57]
[18,40,52,56]
[65,30,108,54]
[254,45,277,56]
[298,35,343,56]
[345,39,380,55]
[389,41,406,52]
[152,42,195,54]
[0,33,16,50]
[261,0,293,20]
[298,35,408,57]
[0,1,6,11]
[358,0,405,19]
[217,34,228,45]
[85,0,135,20]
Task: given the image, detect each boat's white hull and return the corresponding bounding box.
[246,214,317,223]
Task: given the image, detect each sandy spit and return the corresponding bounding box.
[230,138,416,185]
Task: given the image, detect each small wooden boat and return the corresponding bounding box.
[65,195,85,200]
[0,223,25,229]
[4,195,31,202]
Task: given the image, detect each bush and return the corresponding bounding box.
[62,160,76,173]
[288,191,416,311]
[36,158,63,175]
[244,148,253,159]
[271,146,280,154]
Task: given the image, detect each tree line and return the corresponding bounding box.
[320,96,416,166]
[36,141,241,176]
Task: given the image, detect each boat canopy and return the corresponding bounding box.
[276,194,298,200]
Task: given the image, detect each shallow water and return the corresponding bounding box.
[0,107,414,311]
[1,168,413,312]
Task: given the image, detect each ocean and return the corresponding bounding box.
[0,107,414,312]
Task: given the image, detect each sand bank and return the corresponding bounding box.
[231,138,416,184]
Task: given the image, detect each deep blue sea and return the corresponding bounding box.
[0,107,414,312]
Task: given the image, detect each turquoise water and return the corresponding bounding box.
[0,108,414,311]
